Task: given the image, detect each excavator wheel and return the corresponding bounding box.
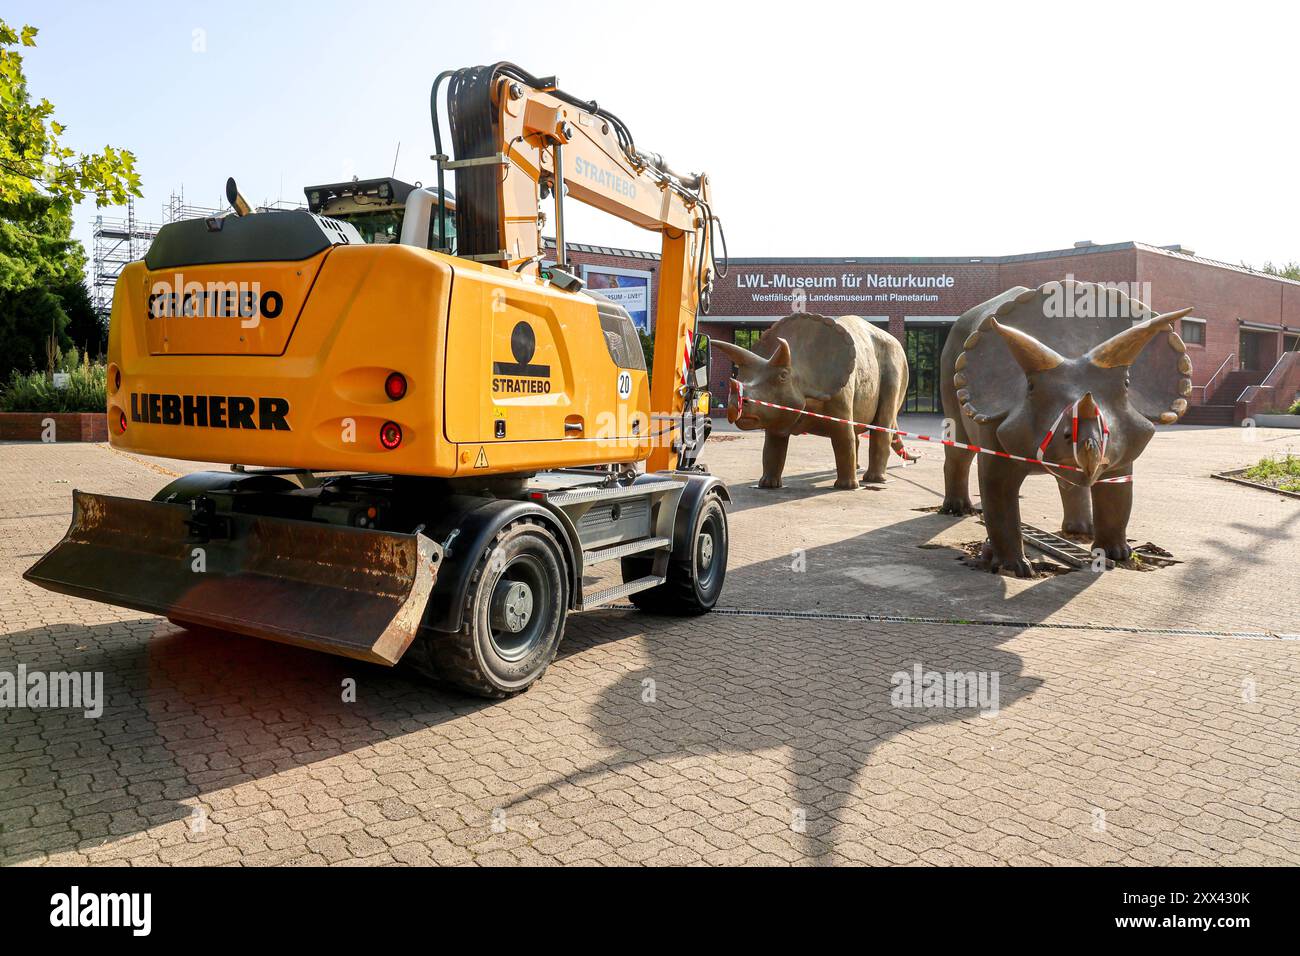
[408,518,569,698]
[621,492,728,615]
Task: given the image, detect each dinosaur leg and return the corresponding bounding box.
[831,423,859,490]
[1092,476,1134,562]
[862,427,891,483]
[940,446,977,515]
[978,457,1036,577]
[758,433,789,489]
[1056,477,1094,539]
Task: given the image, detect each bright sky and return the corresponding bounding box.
[12,0,1299,268]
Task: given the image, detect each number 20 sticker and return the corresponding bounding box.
[617,371,632,399]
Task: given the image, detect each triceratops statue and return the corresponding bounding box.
[939,281,1193,576]
[715,312,911,490]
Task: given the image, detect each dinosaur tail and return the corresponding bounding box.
[891,428,918,461]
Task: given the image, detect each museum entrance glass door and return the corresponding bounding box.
[904,326,949,413]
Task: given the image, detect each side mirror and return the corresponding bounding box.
[691,333,710,389]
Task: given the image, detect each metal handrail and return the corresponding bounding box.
[1258,353,1290,389]
[1238,351,1300,406]
[1194,353,1234,399]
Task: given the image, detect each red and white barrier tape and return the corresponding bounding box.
[1034,399,1119,480]
[733,382,1133,484]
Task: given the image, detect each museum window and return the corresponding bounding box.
[1181,318,1205,346]
[733,327,766,351]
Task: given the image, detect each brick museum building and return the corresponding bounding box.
[552,239,1300,425]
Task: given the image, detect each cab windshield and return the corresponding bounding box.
[341,210,403,244]
[335,209,457,251]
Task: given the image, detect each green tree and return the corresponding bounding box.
[1260,261,1300,281]
[56,276,102,357]
[1,20,142,207]
[0,19,139,377]
[0,191,86,292]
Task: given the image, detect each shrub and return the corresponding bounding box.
[1244,453,1300,493]
[0,360,106,413]
[1290,397,1300,415]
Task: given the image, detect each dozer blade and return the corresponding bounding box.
[24,490,442,665]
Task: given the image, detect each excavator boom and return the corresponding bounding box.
[437,62,722,470]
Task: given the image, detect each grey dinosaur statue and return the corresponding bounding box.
[938,281,1193,576]
[715,312,910,490]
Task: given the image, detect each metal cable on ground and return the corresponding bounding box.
[604,605,1298,641]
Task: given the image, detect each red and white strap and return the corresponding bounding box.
[735,382,1132,483]
[1035,400,1129,485]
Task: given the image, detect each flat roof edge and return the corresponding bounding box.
[544,237,1300,288]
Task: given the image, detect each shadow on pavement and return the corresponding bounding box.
[2,501,1104,865]
[515,512,1102,861]
[0,621,492,863]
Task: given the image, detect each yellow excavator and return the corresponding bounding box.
[25,63,728,697]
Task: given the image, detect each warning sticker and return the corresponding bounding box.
[474,446,489,469]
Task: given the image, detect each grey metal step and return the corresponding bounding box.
[1020,524,1095,568]
[540,480,680,507]
[583,574,665,609]
[582,535,672,567]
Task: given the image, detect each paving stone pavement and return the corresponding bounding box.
[1,422,1297,866]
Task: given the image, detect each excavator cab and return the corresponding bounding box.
[305,177,456,250]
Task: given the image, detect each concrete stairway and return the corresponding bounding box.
[1180,369,1264,425]
[1181,403,1235,425]
[1210,370,1265,404]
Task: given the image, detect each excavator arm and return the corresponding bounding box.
[435,63,722,471]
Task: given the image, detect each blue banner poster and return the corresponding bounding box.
[586,268,652,331]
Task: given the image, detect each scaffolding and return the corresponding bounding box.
[165,187,229,225]
[90,189,235,317]
[90,198,158,316]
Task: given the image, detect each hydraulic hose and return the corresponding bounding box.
[429,62,727,310]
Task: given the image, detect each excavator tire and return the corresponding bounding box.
[622,492,727,615]
[407,518,568,698]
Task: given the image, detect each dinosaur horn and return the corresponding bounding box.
[713,339,766,369]
[1087,308,1193,369]
[990,318,1066,374]
[768,337,792,368]
[1077,391,1099,418]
